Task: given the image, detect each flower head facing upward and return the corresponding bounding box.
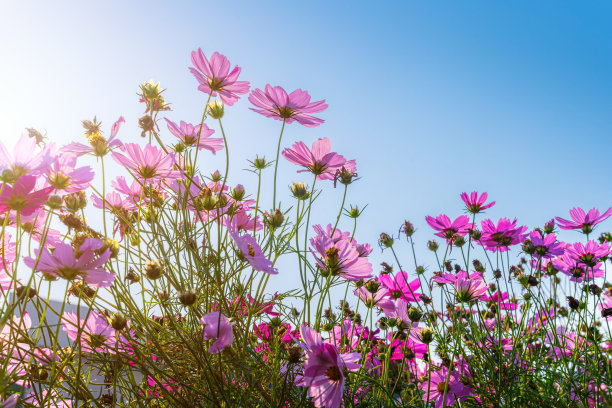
[62,310,125,353]
[556,207,612,234]
[189,49,250,106]
[249,85,328,127]
[480,218,528,252]
[64,116,125,157]
[164,118,223,154]
[0,175,54,217]
[461,191,495,214]
[112,143,181,184]
[24,238,114,287]
[425,215,471,243]
[201,312,234,354]
[282,138,355,181]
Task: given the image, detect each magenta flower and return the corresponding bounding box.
[164,118,223,154]
[227,218,278,274]
[421,366,472,408]
[480,218,528,252]
[296,325,360,408]
[354,287,394,313]
[482,290,517,311]
[564,240,610,268]
[62,310,125,353]
[453,271,488,302]
[556,207,612,234]
[201,312,234,354]
[310,228,372,281]
[282,138,355,181]
[111,143,181,184]
[189,49,250,106]
[425,214,471,243]
[552,253,604,283]
[0,175,53,217]
[63,116,125,157]
[249,85,328,127]
[378,271,421,302]
[460,191,495,214]
[0,133,53,178]
[24,238,114,288]
[527,231,564,259]
[45,151,94,194]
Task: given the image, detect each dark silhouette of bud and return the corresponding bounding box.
[178,290,197,306]
[380,262,393,275]
[567,296,580,310]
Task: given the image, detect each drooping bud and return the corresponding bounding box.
[365,279,380,293]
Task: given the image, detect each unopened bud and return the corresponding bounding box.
[145,260,163,280]
[47,194,63,209]
[110,312,127,331]
[253,156,267,170]
[231,184,245,201]
[290,182,309,200]
[427,240,439,252]
[420,328,434,344]
[207,100,224,119]
[178,290,197,306]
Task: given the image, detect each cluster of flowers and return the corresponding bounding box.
[1,48,611,408]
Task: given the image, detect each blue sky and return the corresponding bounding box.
[2,1,612,294]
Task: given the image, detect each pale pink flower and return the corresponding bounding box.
[310,228,372,281]
[112,143,181,184]
[164,118,223,153]
[421,366,472,408]
[45,151,94,194]
[249,85,328,127]
[282,138,355,181]
[189,49,250,106]
[24,238,114,287]
[0,133,53,177]
[227,217,277,274]
[0,175,53,216]
[62,309,125,353]
[201,312,234,353]
[295,325,360,408]
[63,116,125,157]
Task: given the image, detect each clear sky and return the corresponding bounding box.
[2,1,612,295]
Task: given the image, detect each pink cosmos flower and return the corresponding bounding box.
[112,176,145,203]
[45,151,94,194]
[62,310,125,353]
[552,253,604,283]
[527,231,564,259]
[189,49,250,106]
[91,192,137,212]
[112,143,181,184]
[556,207,612,234]
[63,116,125,157]
[425,215,471,243]
[0,132,53,178]
[310,227,372,281]
[201,312,234,354]
[295,325,361,408]
[564,240,610,268]
[24,238,114,287]
[282,138,355,181]
[0,175,54,216]
[480,218,528,252]
[482,290,517,311]
[249,85,328,127]
[378,271,421,302]
[421,366,472,408]
[354,287,394,313]
[164,118,223,154]
[460,191,495,214]
[227,218,278,274]
[453,271,488,302]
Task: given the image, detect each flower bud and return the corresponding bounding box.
[400,220,415,237]
[365,279,380,293]
[322,322,334,332]
[145,260,163,280]
[408,307,423,322]
[207,100,225,119]
[47,194,63,209]
[347,206,362,219]
[158,290,170,302]
[64,191,87,212]
[290,182,310,200]
[110,312,127,331]
[469,229,482,241]
[178,290,197,306]
[231,184,245,201]
[420,328,434,344]
[453,236,466,247]
[379,233,394,248]
[211,170,222,182]
[266,209,284,229]
[125,268,140,284]
[138,115,155,138]
[427,240,439,252]
[567,296,580,310]
[415,265,425,275]
[1,168,16,183]
[253,156,267,170]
